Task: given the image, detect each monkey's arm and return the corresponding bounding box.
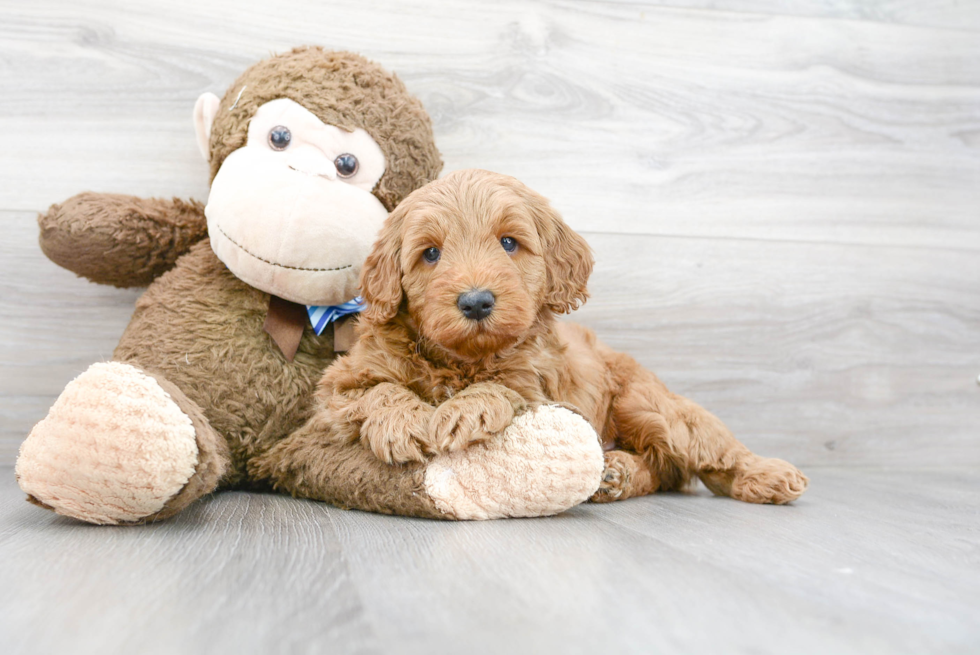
[39,192,208,287]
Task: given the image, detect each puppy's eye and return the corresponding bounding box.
[268,126,291,150]
[422,247,441,264]
[500,236,518,253]
[335,153,359,178]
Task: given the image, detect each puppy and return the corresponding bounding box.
[310,169,807,504]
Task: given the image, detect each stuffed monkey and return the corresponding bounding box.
[15,47,603,524]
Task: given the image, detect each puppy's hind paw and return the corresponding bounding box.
[589,451,631,503]
[730,457,809,505]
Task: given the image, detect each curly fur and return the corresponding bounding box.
[24,48,451,523]
[309,169,809,505]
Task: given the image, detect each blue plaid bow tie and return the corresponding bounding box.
[306,297,366,335]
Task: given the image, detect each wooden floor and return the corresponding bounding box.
[1,1,979,653]
[0,468,977,655]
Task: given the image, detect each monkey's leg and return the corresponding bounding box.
[39,193,207,287]
[252,405,605,520]
[250,408,448,519]
[16,362,230,524]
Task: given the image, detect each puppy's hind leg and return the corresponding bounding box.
[607,357,807,505]
[678,399,808,505]
[601,393,692,503]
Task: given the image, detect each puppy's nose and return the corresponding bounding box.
[457,289,495,321]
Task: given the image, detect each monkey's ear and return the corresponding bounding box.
[194,93,221,162]
[359,209,406,324]
[528,194,594,314]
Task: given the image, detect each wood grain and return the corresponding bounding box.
[0,2,977,466]
[577,232,980,467]
[1,469,977,654]
[1,1,978,249]
[0,473,381,655]
[608,0,980,31]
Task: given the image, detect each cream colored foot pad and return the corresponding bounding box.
[425,405,604,520]
[16,362,199,524]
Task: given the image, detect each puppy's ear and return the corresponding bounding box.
[526,192,594,314]
[359,208,406,324]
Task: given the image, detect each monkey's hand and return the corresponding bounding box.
[39,192,208,287]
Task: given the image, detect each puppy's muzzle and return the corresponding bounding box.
[457,289,495,321]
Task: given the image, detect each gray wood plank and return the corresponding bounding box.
[5,213,978,467]
[577,232,980,468]
[1,468,977,655]
[610,0,980,31]
[0,473,381,655]
[0,1,977,250]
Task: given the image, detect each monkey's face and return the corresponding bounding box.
[202,98,388,306]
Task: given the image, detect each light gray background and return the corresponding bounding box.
[0,1,977,654]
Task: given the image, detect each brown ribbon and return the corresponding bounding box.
[263,295,308,362]
[333,315,356,352]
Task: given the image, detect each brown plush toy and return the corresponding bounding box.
[15,47,604,524]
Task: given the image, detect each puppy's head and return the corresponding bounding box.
[359,169,593,360]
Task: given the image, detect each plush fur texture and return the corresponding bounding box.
[208,46,443,212]
[293,169,808,505]
[16,362,200,524]
[19,49,444,522]
[423,405,605,519]
[112,240,334,488]
[20,49,603,524]
[253,385,604,520]
[38,194,208,288]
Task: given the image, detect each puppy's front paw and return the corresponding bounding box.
[361,405,433,465]
[429,394,516,454]
[730,457,809,504]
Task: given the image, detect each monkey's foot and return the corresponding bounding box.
[423,405,604,519]
[16,362,206,524]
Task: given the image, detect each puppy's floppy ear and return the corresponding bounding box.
[359,207,406,324]
[525,190,594,314]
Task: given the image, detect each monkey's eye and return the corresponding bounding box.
[500,236,518,253]
[422,247,441,264]
[268,126,291,151]
[335,153,359,178]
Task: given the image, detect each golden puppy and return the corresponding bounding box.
[298,169,807,504]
